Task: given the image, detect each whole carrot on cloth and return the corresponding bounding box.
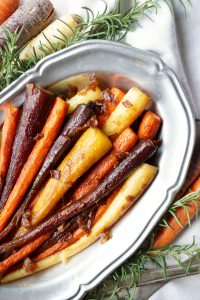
[138,111,161,140]
[0,0,54,48]
[72,127,138,202]
[0,97,68,231]
[20,14,78,61]
[97,87,125,129]
[30,127,112,226]
[176,121,200,199]
[0,0,19,24]
[152,177,200,249]
[0,139,158,255]
[0,163,158,281]
[0,104,19,198]
[0,84,54,211]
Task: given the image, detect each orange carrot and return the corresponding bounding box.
[0,233,51,274]
[138,111,161,140]
[0,104,19,197]
[153,177,200,249]
[0,0,19,24]
[34,187,121,261]
[97,87,125,128]
[71,127,137,201]
[0,98,68,231]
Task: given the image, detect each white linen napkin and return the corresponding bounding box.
[50,1,200,298]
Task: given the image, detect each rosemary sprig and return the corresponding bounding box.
[0,0,159,93]
[85,190,200,299]
[0,0,192,93]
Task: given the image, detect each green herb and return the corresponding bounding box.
[85,190,200,299]
[0,0,186,93]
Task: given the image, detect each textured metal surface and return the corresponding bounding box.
[0,41,195,300]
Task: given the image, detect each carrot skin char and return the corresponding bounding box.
[0,139,158,255]
[153,177,200,249]
[0,85,54,211]
[97,87,125,129]
[0,105,19,198]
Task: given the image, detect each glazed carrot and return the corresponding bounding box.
[71,128,138,201]
[8,163,157,280]
[0,85,54,211]
[0,98,68,231]
[97,88,125,128]
[0,140,157,256]
[34,187,121,261]
[103,87,150,136]
[30,127,112,226]
[0,105,19,197]
[0,105,94,242]
[0,233,51,275]
[153,177,200,249]
[0,0,19,24]
[138,111,161,140]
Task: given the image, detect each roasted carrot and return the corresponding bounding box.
[34,187,121,261]
[153,177,200,249]
[97,88,125,128]
[29,130,137,258]
[103,87,150,136]
[0,105,19,197]
[0,104,94,242]
[30,128,112,226]
[0,140,158,255]
[138,111,161,140]
[0,85,54,211]
[0,0,19,24]
[72,127,137,201]
[0,97,68,231]
[0,233,51,275]
[0,163,157,281]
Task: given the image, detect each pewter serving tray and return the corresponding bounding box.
[0,41,195,300]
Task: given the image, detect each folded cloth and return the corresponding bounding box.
[50,1,200,299]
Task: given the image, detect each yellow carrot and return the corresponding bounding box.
[67,86,101,114]
[20,15,77,61]
[103,87,150,136]
[30,127,112,225]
